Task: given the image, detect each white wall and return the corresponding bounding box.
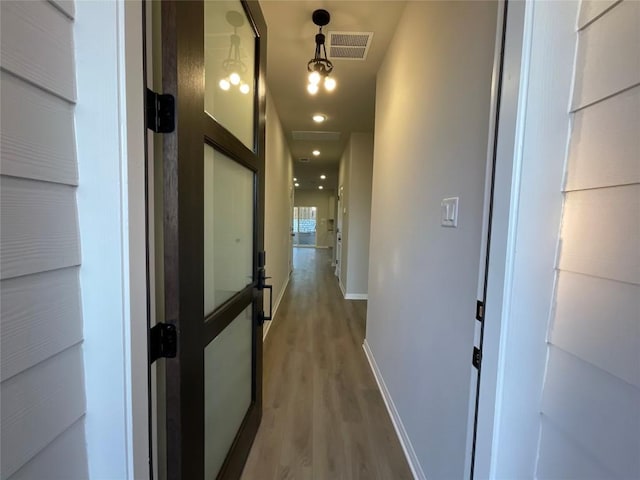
[0,1,88,478]
[364,2,497,478]
[345,133,373,297]
[537,1,640,478]
[478,1,640,478]
[1,1,148,479]
[264,90,294,337]
[294,189,336,248]
[336,133,374,298]
[338,140,350,291]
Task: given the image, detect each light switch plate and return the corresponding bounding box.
[441,197,459,227]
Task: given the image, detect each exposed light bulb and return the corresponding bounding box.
[295,183,300,187]
[219,78,231,91]
[229,72,241,85]
[293,178,298,181]
[309,71,321,85]
[307,83,319,95]
[320,174,326,179]
[318,185,324,190]
[324,76,336,91]
[312,114,326,123]
[312,150,320,156]
[239,83,250,94]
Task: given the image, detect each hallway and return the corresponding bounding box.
[241,248,412,479]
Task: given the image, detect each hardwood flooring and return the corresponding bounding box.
[240,248,413,480]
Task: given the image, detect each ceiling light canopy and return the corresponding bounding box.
[307,9,336,95]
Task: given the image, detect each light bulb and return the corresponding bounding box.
[312,114,326,123]
[324,76,336,91]
[293,177,297,181]
[318,185,324,190]
[229,72,241,85]
[308,71,321,85]
[219,78,231,91]
[239,83,250,94]
[312,150,320,156]
[307,83,319,95]
[320,174,326,179]
[294,183,300,187]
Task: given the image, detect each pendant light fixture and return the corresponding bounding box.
[307,9,336,95]
[219,11,251,95]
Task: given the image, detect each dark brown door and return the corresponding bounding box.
[160,1,267,478]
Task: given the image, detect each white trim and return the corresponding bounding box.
[363,340,425,480]
[263,273,290,340]
[338,277,346,297]
[75,2,149,478]
[119,2,149,478]
[344,293,368,300]
[465,2,507,477]
[472,1,530,477]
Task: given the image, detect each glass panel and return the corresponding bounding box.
[204,144,254,316]
[205,1,256,150]
[204,306,252,479]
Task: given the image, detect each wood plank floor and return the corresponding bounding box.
[241,248,413,480]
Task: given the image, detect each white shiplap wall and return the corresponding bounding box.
[537,1,640,478]
[0,1,88,479]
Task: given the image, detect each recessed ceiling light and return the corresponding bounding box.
[312,150,320,156]
[312,114,326,123]
[293,178,297,181]
[295,183,300,187]
[318,185,324,190]
[320,174,326,180]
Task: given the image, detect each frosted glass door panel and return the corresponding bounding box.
[204,144,254,316]
[204,306,252,479]
[204,1,256,150]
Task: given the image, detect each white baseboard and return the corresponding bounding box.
[362,340,426,480]
[263,274,290,341]
[345,293,368,300]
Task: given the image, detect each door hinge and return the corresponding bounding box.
[146,88,175,133]
[149,322,177,363]
[472,347,482,370]
[475,300,484,322]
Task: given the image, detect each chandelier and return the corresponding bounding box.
[219,11,250,95]
[307,9,336,95]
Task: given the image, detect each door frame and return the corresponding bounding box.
[473,0,580,477]
[468,0,528,476]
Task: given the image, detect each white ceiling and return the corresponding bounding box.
[260,1,407,190]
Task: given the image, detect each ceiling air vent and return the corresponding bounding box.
[291,131,341,142]
[327,31,374,61]
[299,158,311,163]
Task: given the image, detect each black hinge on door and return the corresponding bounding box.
[146,88,175,133]
[149,323,177,363]
[475,300,484,322]
[472,347,482,370]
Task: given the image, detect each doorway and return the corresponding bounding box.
[292,206,317,247]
